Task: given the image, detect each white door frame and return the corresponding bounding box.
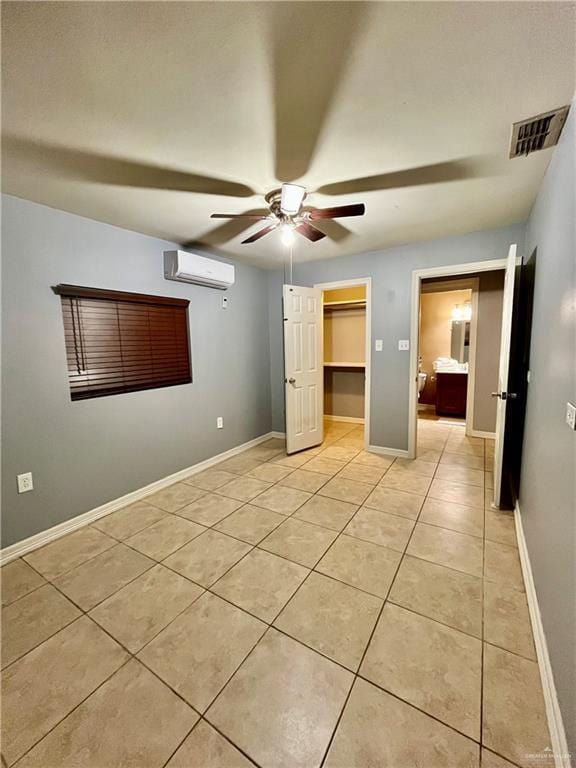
[465,278,481,437]
[314,278,372,450]
[408,259,509,459]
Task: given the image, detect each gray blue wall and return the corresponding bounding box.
[1,195,272,547]
[268,223,524,448]
[520,106,575,756]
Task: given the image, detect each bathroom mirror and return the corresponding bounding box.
[450,320,470,363]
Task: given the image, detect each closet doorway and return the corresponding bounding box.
[315,279,371,450]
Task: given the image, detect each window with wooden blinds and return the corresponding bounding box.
[53,285,192,400]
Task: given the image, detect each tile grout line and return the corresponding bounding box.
[318,446,428,768]
[13,431,493,762]
[1,594,82,674]
[360,424,486,744]
[1,427,382,765]
[1,577,47,609]
[22,534,119,583]
[4,592,214,767]
[1,433,423,674]
[53,548,158,612]
[2,546,169,668]
[4,423,534,768]
[480,439,488,764]
[129,495,509,594]
[8,653,135,767]
[160,714,263,768]
[158,719,200,768]
[186,429,394,766]
[157,427,362,767]
[136,611,268,719]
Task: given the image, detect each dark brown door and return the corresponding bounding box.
[500,250,536,508]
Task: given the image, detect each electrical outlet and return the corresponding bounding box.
[217,417,224,429]
[17,472,34,494]
[398,339,410,351]
[375,339,383,351]
[566,402,576,431]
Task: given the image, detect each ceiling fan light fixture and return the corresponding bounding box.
[280,223,295,247]
[280,183,306,215]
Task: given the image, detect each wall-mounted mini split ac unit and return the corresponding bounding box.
[163,250,235,290]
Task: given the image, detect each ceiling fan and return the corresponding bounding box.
[209,183,365,245]
[2,5,500,253]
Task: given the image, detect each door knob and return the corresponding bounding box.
[491,391,517,400]
[288,378,296,384]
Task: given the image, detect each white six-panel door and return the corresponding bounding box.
[493,243,518,507]
[283,285,324,454]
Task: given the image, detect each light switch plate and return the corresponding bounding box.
[398,339,410,351]
[566,402,576,430]
[222,296,228,309]
[217,417,224,429]
[375,339,383,352]
[17,472,34,494]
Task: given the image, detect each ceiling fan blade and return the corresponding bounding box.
[309,219,352,243]
[295,222,327,243]
[316,158,494,196]
[210,212,270,220]
[3,136,256,197]
[308,203,365,220]
[188,210,273,247]
[268,4,366,182]
[241,224,278,244]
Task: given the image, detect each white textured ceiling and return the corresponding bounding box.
[2,1,575,266]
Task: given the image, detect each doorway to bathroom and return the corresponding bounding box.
[415,269,507,443]
[417,276,478,429]
[409,245,532,509]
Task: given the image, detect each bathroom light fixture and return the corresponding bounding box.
[452,302,472,322]
[280,184,306,215]
[280,224,295,247]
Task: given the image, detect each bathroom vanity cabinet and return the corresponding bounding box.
[436,372,468,417]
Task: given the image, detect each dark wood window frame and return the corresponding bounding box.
[53,284,192,401]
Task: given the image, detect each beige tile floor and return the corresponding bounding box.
[1,419,553,768]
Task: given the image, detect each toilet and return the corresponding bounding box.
[418,371,427,398]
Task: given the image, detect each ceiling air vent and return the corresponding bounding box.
[510,106,570,158]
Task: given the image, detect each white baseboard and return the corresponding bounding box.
[324,415,365,424]
[514,500,570,768]
[368,444,409,458]
[269,430,286,439]
[468,429,496,439]
[0,431,283,566]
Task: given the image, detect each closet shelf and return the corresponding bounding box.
[323,300,366,310]
[324,362,365,368]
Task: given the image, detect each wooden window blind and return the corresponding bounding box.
[54,285,192,400]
